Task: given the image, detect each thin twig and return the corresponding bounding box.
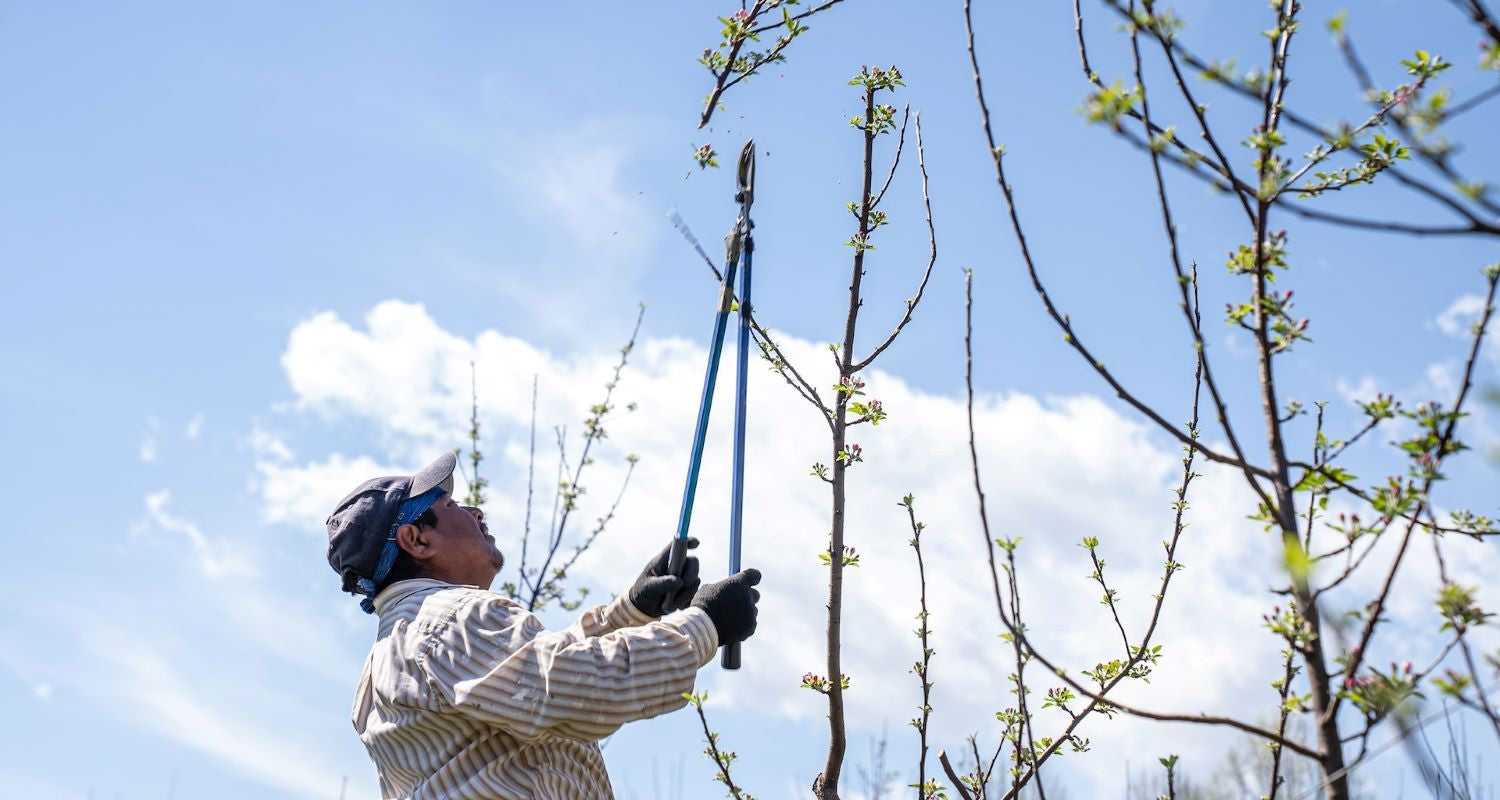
[1126,2,1273,513]
[1337,268,1499,710]
[940,750,977,800]
[968,0,1277,483]
[871,106,909,209]
[672,210,833,422]
[530,459,638,607]
[691,698,752,800]
[905,496,936,800]
[853,114,938,373]
[1266,649,1298,800]
[517,375,539,592]
[749,0,848,34]
[1333,25,1500,217]
[1094,0,1499,236]
[526,307,646,611]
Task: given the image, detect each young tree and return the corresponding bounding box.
[677,2,1499,798]
[960,1,1500,798]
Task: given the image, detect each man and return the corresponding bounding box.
[326,452,763,799]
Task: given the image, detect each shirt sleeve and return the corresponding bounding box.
[570,593,657,638]
[421,592,719,743]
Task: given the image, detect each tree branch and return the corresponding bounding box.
[852,114,938,373]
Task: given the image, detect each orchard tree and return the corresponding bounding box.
[582,2,1500,798]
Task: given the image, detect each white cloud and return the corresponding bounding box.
[1426,360,1460,401]
[140,416,161,462]
[255,300,1500,795]
[81,634,353,800]
[256,452,396,531]
[491,120,653,259]
[1336,375,1381,407]
[31,683,51,701]
[185,413,205,439]
[1434,294,1487,337]
[136,490,255,579]
[261,306,1440,786]
[247,423,295,463]
[1433,292,1500,375]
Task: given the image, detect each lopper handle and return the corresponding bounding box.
[721,641,741,670]
[659,537,692,613]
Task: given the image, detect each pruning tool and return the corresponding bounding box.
[666,140,756,670]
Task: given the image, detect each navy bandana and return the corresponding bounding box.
[358,486,446,613]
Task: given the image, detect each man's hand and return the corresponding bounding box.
[629,537,702,617]
[691,568,761,646]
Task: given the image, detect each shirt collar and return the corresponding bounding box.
[372,578,471,615]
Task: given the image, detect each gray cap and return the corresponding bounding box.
[325,452,457,595]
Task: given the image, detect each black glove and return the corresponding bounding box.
[691,568,762,646]
[629,537,701,617]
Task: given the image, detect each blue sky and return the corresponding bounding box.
[3,1,1499,798]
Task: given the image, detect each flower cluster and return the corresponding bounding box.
[849,397,886,425]
[834,374,866,396]
[692,143,719,170]
[818,544,859,568]
[1341,661,1419,722]
[800,672,851,694]
[835,443,863,465]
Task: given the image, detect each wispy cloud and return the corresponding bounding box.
[81,633,353,800]
[140,415,161,463]
[135,490,255,579]
[491,119,654,258]
[1434,292,1500,375]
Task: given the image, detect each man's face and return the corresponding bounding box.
[421,493,505,588]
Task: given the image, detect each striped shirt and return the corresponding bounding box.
[353,578,719,799]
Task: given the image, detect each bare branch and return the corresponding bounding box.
[1128,8,1273,509]
[671,209,833,422]
[690,696,753,800]
[904,496,936,800]
[939,750,977,800]
[749,0,848,34]
[1338,267,1499,714]
[699,0,849,129]
[969,0,1277,483]
[1333,25,1500,217]
[1095,0,1499,234]
[526,306,646,611]
[871,105,909,209]
[1448,0,1500,53]
[530,459,637,605]
[852,114,938,373]
[1447,81,1500,118]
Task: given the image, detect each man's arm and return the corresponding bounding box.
[555,536,705,637]
[568,592,658,638]
[422,592,719,743]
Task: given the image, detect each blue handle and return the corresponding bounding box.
[723,221,752,671]
[673,242,740,547]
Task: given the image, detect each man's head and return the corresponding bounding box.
[326,453,504,611]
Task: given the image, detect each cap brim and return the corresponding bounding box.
[411,452,457,497]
